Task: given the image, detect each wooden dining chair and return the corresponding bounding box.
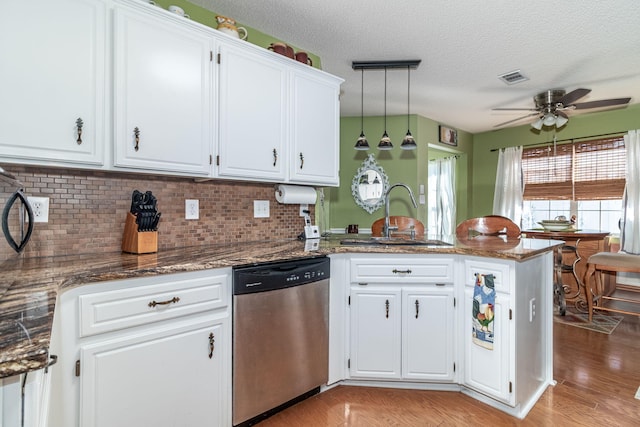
[455,215,521,238]
[584,252,640,322]
[371,216,425,239]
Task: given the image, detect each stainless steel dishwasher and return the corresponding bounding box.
[232,256,330,427]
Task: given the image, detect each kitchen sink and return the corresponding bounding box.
[340,237,452,247]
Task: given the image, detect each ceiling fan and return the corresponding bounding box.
[493,88,631,129]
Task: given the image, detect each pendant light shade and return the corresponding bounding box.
[354,68,370,150]
[400,65,417,150]
[378,68,393,150]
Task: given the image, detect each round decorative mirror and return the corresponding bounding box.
[351,154,390,214]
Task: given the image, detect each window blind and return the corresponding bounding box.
[522,136,626,200]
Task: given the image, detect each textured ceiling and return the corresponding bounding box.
[192,0,640,133]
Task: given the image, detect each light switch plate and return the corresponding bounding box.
[254,200,269,218]
[185,199,199,220]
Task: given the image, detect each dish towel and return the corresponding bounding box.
[472,273,495,350]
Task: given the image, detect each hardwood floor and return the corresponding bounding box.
[258,314,640,426]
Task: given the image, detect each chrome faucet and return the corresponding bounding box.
[384,183,418,238]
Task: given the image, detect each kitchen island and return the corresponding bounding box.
[1,235,561,424]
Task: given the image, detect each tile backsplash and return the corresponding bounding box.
[0,165,311,262]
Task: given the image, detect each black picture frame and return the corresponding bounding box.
[439,125,458,146]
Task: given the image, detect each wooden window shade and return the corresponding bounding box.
[522,136,626,201]
[522,144,573,200]
[574,138,626,200]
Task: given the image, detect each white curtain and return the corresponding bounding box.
[621,129,640,254]
[428,156,457,236]
[493,146,523,225]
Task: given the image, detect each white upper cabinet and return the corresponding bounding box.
[0,0,106,167]
[112,2,213,176]
[289,70,341,186]
[216,42,287,181]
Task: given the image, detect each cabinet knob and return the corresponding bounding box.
[75,118,84,145]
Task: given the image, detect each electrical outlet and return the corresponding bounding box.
[28,197,49,222]
[299,204,309,216]
[185,199,199,220]
[254,200,269,218]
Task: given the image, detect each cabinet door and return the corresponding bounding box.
[289,71,341,186]
[463,286,513,404]
[349,287,401,379]
[113,4,212,175]
[217,43,287,181]
[80,316,229,427]
[402,287,455,381]
[0,0,105,166]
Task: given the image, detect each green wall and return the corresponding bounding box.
[330,114,472,232]
[471,104,640,217]
[160,0,321,68]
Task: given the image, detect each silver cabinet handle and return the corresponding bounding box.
[273,148,278,166]
[415,299,419,319]
[299,152,304,169]
[385,299,390,318]
[392,269,412,274]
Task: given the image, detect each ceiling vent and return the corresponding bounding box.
[498,70,529,85]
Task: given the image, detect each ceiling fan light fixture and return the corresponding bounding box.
[542,113,557,126]
[555,114,569,128]
[531,117,544,130]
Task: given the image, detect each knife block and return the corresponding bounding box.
[122,212,157,254]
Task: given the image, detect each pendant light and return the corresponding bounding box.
[354,68,370,150]
[378,68,393,150]
[400,65,417,150]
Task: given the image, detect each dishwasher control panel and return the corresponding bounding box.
[233,257,330,295]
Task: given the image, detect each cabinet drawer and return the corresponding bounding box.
[79,273,229,337]
[464,259,511,293]
[350,257,454,283]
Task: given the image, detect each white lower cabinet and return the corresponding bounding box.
[339,253,554,419]
[47,269,231,427]
[79,316,227,427]
[349,287,402,379]
[463,285,512,404]
[403,287,455,380]
[348,256,456,382]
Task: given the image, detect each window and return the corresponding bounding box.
[521,136,625,233]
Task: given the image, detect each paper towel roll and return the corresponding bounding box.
[275,185,317,204]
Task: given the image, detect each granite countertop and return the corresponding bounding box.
[0,235,562,379]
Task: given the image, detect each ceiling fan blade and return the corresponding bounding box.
[557,88,591,106]
[492,107,539,111]
[557,111,568,118]
[493,113,540,128]
[573,97,631,110]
